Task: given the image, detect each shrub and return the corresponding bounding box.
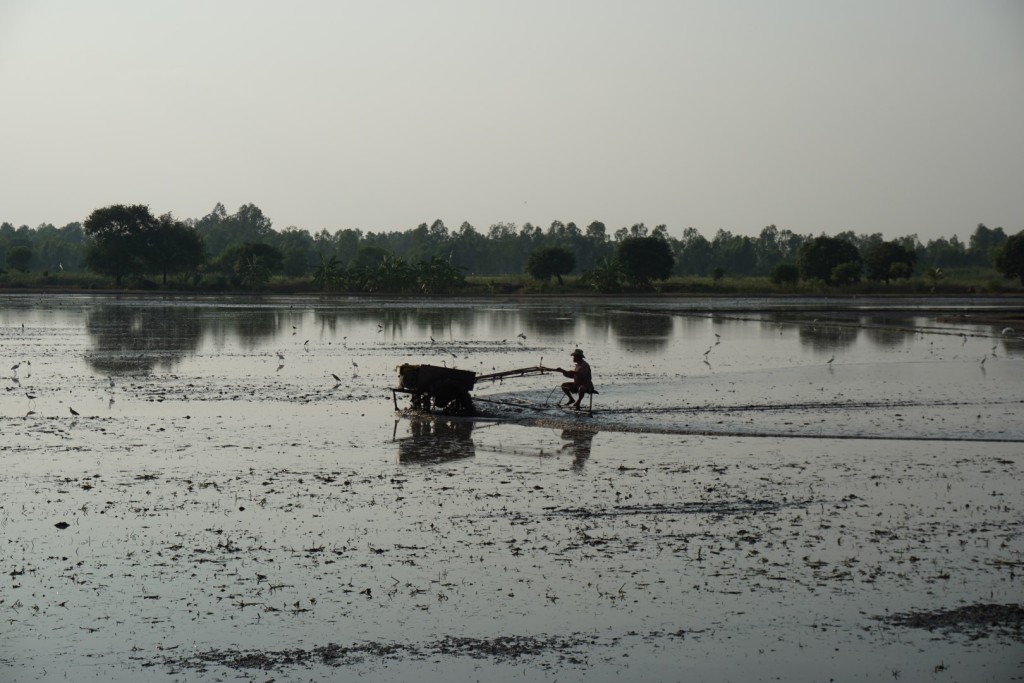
[830,261,862,286]
[770,263,800,286]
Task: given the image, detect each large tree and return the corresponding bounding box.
[616,236,674,287]
[863,240,916,284]
[525,246,576,285]
[196,202,274,259]
[84,204,157,285]
[228,242,284,290]
[798,235,861,285]
[146,214,206,285]
[968,224,1007,266]
[674,227,713,276]
[5,245,32,272]
[993,231,1024,285]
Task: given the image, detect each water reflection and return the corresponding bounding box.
[395,418,476,465]
[85,305,203,375]
[607,312,673,351]
[560,429,594,470]
[991,324,1024,357]
[220,309,281,349]
[520,307,576,338]
[797,318,860,351]
[860,315,918,348]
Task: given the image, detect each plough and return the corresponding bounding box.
[390,363,554,416]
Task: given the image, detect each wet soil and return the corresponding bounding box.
[1,295,1023,682]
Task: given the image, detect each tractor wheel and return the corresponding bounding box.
[433,381,474,416]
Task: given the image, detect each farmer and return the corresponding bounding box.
[557,348,594,408]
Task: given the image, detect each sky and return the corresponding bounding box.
[1,0,1022,242]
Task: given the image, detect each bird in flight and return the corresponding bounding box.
[331,373,342,382]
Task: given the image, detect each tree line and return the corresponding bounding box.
[1,202,1021,290]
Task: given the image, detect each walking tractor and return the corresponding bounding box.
[390,363,558,416]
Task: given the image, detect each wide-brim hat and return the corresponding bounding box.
[571,349,585,358]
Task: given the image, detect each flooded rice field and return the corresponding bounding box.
[1,294,1022,682]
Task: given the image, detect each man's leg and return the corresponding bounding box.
[562,382,577,404]
[572,388,585,407]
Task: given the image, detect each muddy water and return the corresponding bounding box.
[1,294,1022,682]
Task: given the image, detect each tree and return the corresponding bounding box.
[238,254,272,290]
[993,231,1024,285]
[274,227,315,277]
[830,261,862,285]
[525,247,576,285]
[84,204,158,286]
[925,267,945,291]
[580,256,624,292]
[216,242,284,289]
[5,245,32,272]
[355,254,414,293]
[615,236,674,287]
[578,221,611,271]
[712,231,757,276]
[313,254,345,291]
[968,224,1007,266]
[924,236,968,269]
[674,227,713,276]
[350,245,390,271]
[195,203,274,258]
[416,256,467,294]
[798,236,861,285]
[863,240,916,284]
[449,222,487,273]
[769,263,800,287]
[147,214,206,285]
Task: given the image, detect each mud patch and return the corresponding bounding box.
[879,603,1024,642]
[548,498,810,518]
[163,632,599,673]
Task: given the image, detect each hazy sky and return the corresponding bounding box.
[2,1,1022,241]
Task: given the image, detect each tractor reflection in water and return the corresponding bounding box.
[396,418,475,464]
